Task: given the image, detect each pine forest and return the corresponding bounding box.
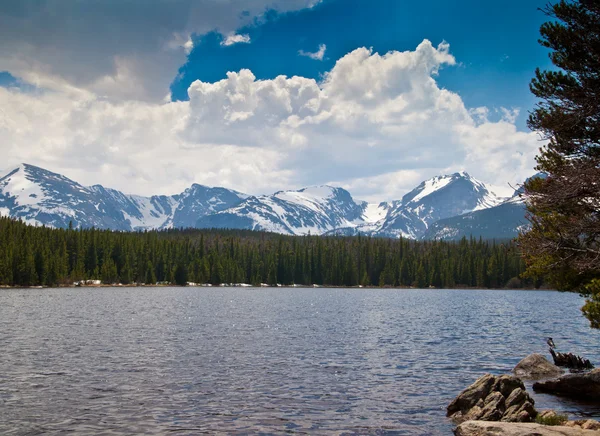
[0,217,533,289]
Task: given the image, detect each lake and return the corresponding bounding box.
[1,287,599,435]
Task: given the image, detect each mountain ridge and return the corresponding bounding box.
[0,163,529,239]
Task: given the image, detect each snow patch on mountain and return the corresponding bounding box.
[361,202,390,223]
[0,164,246,230]
[0,164,532,240]
[407,175,453,204]
[196,185,368,236]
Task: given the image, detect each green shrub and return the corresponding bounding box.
[536,413,568,426]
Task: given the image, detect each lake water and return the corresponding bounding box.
[1,287,599,435]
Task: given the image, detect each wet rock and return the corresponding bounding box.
[513,353,564,379]
[533,368,600,401]
[447,374,536,424]
[454,420,600,435]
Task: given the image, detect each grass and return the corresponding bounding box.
[536,412,568,426]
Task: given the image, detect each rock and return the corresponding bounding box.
[580,419,600,431]
[513,353,564,379]
[454,420,600,435]
[448,373,496,418]
[480,391,506,421]
[533,368,600,401]
[505,386,527,409]
[462,405,483,422]
[581,420,600,431]
[494,374,526,397]
[538,410,564,421]
[501,400,536,423]
[447,374,537,424]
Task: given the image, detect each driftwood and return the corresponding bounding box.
[550,348,594,370]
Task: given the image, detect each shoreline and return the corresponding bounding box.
[0,284,554,291]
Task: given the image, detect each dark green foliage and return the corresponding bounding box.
[0,217,530,288]
[520,0,600,328]
[174,263,188,286]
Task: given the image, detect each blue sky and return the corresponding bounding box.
[0,0,551,200]
[171,0,550,129]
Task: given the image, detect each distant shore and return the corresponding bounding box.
[0,284,552,291]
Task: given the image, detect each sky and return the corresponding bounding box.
[0,0,552,201]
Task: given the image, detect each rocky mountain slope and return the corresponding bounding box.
[0,164,245,231]
[423,195,527,240]
[196,185,375,235]
[0,163,530,239]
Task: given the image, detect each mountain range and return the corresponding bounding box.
[0,163,529,240]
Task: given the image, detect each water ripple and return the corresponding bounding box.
[0,287,599,435]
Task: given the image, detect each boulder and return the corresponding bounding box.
[513,353,564,379]
[454,420,600,436]
[563,420,600,431]
[580,420,600,431]
[447,374,496,418]
[447,374,537,424]
[533,368,600,401]
[479,391,506,421]
[501,399,536,423]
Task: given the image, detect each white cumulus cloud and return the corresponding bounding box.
[0,40,541,202]
[0,0,318,102]
[299,44,327,60]
[221,33,252,46]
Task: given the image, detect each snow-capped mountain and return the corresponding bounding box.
[0,164,245,230]
[165,184,248,229]
[326,172,506,239]
[378,172,505,237]
[422,191,527,240]
[196,186,374,235]
[87,184,179,230]
[0,163,528,240]
[421,175,544,240]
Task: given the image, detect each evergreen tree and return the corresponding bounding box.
[414,262,427,288]
[0,216,528,291]
[101,258,118,284]
[519,0,600,327]
[144,260,156,285]
[174,262,188,286]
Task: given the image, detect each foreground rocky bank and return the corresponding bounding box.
[455,421,600,436]
[447,374,536,424]
[447,354,600,435]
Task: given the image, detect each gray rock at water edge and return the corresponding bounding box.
[454,420,600,436]
[533,368,600,401]
[447,374,537,424]
[513,353,564,379]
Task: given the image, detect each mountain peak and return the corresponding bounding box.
[4,163,71,183]
[298,185,340,197]
[13,163,47,174]
[0,163,528,241]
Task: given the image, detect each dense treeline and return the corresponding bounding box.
[0,217,534,288]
